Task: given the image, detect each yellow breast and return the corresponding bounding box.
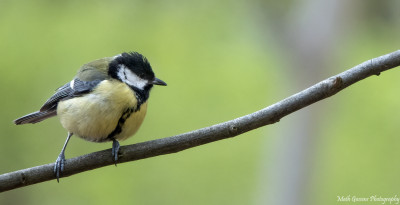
[57,80,148,142]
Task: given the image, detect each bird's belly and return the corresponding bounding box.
[117,103,147,141]
[56,80,147,142]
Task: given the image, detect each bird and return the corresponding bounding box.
[14,52,167,182]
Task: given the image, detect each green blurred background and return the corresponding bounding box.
[1,0,400,204]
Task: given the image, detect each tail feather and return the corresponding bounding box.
[14,111,56,125]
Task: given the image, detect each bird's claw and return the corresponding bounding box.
[54,153,65,182]
[112,139,120,166]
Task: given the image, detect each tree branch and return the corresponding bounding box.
[2,50,400,192]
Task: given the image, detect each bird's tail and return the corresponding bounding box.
[14,111,56,125]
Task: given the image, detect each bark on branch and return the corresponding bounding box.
[1,50,400,192]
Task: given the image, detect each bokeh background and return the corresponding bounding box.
[1,0,400,204]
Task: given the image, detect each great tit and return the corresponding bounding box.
[14,52,166,181]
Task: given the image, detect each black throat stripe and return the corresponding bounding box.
[128,85,150,111]
[107,107,135,140]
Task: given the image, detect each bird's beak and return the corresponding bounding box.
[152,78,167,86]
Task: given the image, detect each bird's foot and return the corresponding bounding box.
[112,139,120,166]
[54,153,65,182]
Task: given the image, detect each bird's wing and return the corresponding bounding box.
[39,78,102,112]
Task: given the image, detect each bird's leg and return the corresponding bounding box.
[112,138,120,165]
[54,132,73,182]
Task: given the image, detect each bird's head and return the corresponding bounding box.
[109,52,167,91]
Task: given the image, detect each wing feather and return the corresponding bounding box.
[15,58,111,125]
[39,78,102,112]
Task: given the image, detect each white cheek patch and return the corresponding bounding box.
[117,65,148,90]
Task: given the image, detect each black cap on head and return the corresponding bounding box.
[109,52,155,81]
[108,51,166,106]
